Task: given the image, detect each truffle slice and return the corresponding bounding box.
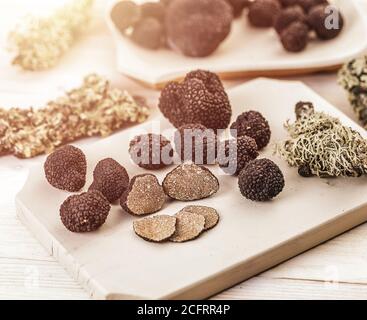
[248,0,281,28]
[133,215,177,242]
[182,205,219,230]
[280,21,309,52]
[44,145,86,192]
[60,190,111,233]
[230,111,271,149]
[170,211,205,242]
[88,158,129,203]
[159,70,232,130]
[111,1,141,32]
[121,174,166,216]
[163,163,219,201]
[238,158,285,202]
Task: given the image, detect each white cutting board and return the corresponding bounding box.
[16,79,367,299]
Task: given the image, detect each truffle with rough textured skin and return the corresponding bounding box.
[133,215,177,242]
[121,174,166,216]
[238,159,285,201]
[280,21,309,52]
[129,133,174,170]
[44,145,86,192]
[111,1,141,32]
[274,5,307,34]
[174,123,217,165]
[248,0,281,28]
[60,190,111,232]
[131,18,164,50]
[88,158,129,203]
[165,0,233,57]
[170,211,205,242]
[219,135,259,175]
[159,70,232,130]
[230,111,271,149]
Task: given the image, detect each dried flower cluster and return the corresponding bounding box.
[0,74,150,158]
[8,0,94,71]
[276,105,367,178]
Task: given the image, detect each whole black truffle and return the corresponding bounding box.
[141,2,166,22]
[226,0,249,17]
[219,135,259,175]
[230,111,271,149]
[298,164,314,177]
[129,133,174,170]
[274,5,307,34]
[165,0,233,57]
[238,158,285,201]
[44,145,86,192]
[60,190,111,232]
[131,18,164,50]
[248,0,281,28]
[159,70,232,130]
[308,4,344,40]
[88,158,129,203]
[280,21,309,52]
[111,1,141,32]
[174,123,217,165]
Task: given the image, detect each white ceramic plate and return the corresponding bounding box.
[16,78,367,299]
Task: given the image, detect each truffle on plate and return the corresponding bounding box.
[159,70,232,130]
[280,21,309,52]
[248,0,281,28]
[170,211,205,242]
[44,145,86,192]
[110,1,141,32]
[131,17,164,50]
[88,158,129,203]
[165,0,233,57]
[181,205,220,230]
[238,158,285,201]
[274,5,307,34]
[225,0,249,17]
[60,190,111,232]
[133,215,177,242]
[141,1,166,22]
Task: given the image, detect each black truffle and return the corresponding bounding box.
[226,0,249,17]
[298,164,314,177]
[230,111,271,149]
[274,5,307,34]
[159,70,232,130]
[165,0,233,57]
[219,135,259,175]
[280,21,309,52]
[131,18,164,50]
[44,145,86,192]
[238,158,285,201]
[129,133,174,170]
[174,123,217,165]
[141,2,166,22]
[60,190,111,232]
[248,0,281,28]
[295,101,315,119]
[88,158,129,203]
[111,0,141,32]
[307,4,344,40]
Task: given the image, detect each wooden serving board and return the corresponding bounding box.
[16,79,367,300]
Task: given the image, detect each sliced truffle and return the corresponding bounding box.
[219,135,259,175]
[274,5,307,34]
[44,145,86,192]
[280,21,309,52]
[133,215,177,242]
[165,0,233,57]
[141,2,166,22]
[159,70,232,130]
[129,133,174,170]
[163,163,219,201]
[60,190,110,232]
[226,0,249,17]
[307,4,344,40]
[182,205,219,230]
[238,158,285,201]
[248,0,281,28]
[170,211,205,242]
[121,174,166,216]
[88,158,129,203]
[230,111,271,149]
[131,18,164,50]
[111,1,141,32]
[174,123,217,165]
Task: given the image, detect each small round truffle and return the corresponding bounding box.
[307,4,344,40]
[280,21,309,52]
[219,135,259,175]
[141,2,166,22]
[226,0,249,17]
[159,70,232,130]
[131,18,164,50]
[88,158,129,203]
[111,1,141,32]
[165,0,233,57]
[129,133,174,170]
[279,0,328,10]
[295,101,315,119]
[274,5,307,34]
[230,111,271,149]
[174,123,217,165]
[238,158,285,201]
[248,0,281,28]
[44,145,86,192]
[298,163,314,177]
[60,190,111,232]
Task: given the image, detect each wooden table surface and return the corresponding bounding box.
[1,0,367,300]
